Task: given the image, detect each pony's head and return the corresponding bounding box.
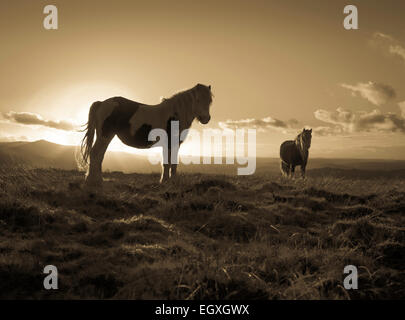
[299,128,312,149]
[193,83,213,124]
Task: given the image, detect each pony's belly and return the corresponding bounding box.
[117,127,156,149]
[128,107,165,136]
[289,153,303,165]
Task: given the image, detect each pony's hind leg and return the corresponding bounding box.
[280,161,289,177]
[170,164,177,177]
[85,135,113,187]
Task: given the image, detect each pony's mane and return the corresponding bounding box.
[159,85,213,126]
[160,87,197,110]
[161,85,212,107]
[295,132,310,162]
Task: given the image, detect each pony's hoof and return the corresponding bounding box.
[169,175,180,183]
[84,178,103,190]
[84,184,103,192]
[160,175,170,184]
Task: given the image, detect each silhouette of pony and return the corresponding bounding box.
[80,84,213,187]
[280,128,312,178]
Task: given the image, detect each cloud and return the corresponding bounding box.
[389,45,405,62]
[218,116,298,132]
[2,111,78,131]
[341,81,396,106]
[0,134,30,142]
[314,107,405,134]
[373,32,395,42]
[312,126,343,137]
[372,32,405,63]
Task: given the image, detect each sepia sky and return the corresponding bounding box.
[1,0,405,159]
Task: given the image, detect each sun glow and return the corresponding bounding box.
[30,82,131,148]
[28,83,214,157]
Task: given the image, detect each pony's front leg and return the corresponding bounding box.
[291,165,296,178]
[169,147,179,179]
[160,148,170,183]
[171,164,177,177]
[300,164,306,178]
[160,164,170,183]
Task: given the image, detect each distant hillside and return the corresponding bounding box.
[308,167,405,179]
[0,140,159,173]
[1,140,405,177]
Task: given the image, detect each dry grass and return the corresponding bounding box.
[0,166,404,299]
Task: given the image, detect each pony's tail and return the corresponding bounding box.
[78,101,101,170]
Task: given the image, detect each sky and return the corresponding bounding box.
[1,0,405,159]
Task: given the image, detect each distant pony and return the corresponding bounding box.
[80,84,213,187]
[280,128,312,178]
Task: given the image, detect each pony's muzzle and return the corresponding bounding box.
[198,115,211,124]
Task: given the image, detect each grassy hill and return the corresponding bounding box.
[0,167,403,299]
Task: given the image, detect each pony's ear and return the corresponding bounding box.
[309,129,312,133]
[208,85,211,90]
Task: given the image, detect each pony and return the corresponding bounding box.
[80,83,213,187]
[280,128,312,178]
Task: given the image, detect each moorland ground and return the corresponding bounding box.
[0,166,404,299]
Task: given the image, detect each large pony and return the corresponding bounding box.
[280,128,312,178]
[80,83,213,187]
